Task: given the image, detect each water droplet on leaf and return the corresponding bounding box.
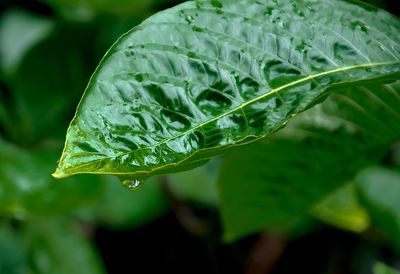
[122,179,143,191]
[185,15,194,23]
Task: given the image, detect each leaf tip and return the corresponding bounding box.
[51,171,62,179]
[51,166,68,179]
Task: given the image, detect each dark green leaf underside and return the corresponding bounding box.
[54,0,400,180]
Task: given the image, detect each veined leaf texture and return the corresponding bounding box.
[53,0,400,181]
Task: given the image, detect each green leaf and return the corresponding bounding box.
[54,0,400,181]
[0,139,102,217]
[218,81,400,241]
[356,166,400,251]
[0,9,54,77]
[2,23,98,145]
[39,0,155,20]
[168,158,220,206]
[310,183,369,233]
[373,262,400,274]
[393,143,400,166]
[0,223,28,274]
[23,218,105,274]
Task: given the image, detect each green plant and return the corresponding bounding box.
[53,0,400,239]
[1,0,400,272]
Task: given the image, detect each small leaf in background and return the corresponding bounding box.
[218,81,400,241]
[374,262,400,274]
[53,0,400,181]
[356,166,400,251]
[393,143,400,166]
[310,183,370,233]
[38,0,155,21]
[0,139,102,217]
[0,223,28,274]
[2,23,98,145]
[0,9,54,76]
[23,217,105,274]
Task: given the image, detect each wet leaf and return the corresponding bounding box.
[54,0,400,181]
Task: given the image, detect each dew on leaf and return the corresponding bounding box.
[122,179,143,191]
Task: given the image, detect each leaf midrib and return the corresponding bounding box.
[154,61,398,148]
[54,61,399,177]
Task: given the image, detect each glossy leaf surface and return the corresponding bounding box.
[218,81,400,241]
[54,0,400,180]
[356,166,400,251]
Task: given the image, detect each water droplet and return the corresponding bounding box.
[122,179,143,191]
[185,15,194,23]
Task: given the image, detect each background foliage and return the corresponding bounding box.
[0,0,400,273]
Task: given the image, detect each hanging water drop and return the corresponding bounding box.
[122,179,143,191]
[185,15,194,24]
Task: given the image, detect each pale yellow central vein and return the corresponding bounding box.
[54,60,399,178]
[154,60,399,146]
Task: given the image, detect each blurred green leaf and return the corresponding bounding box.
[93,16,148,59]
[0,139,102,217]
[168,158,220,206]
[356,166,400,251]
[0,9,54,76]
[23,217,105,274]
[0,85,12,139]
[393,143,400,166]
[218,81,400,241]
[79,175,170,230]
[374,262,400,274]
[2,23,98,145]
[39,0,155,20]
[310,183,370,233]
[53,0,400,181]
[362,0,388,10]
[0,223,28,274]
